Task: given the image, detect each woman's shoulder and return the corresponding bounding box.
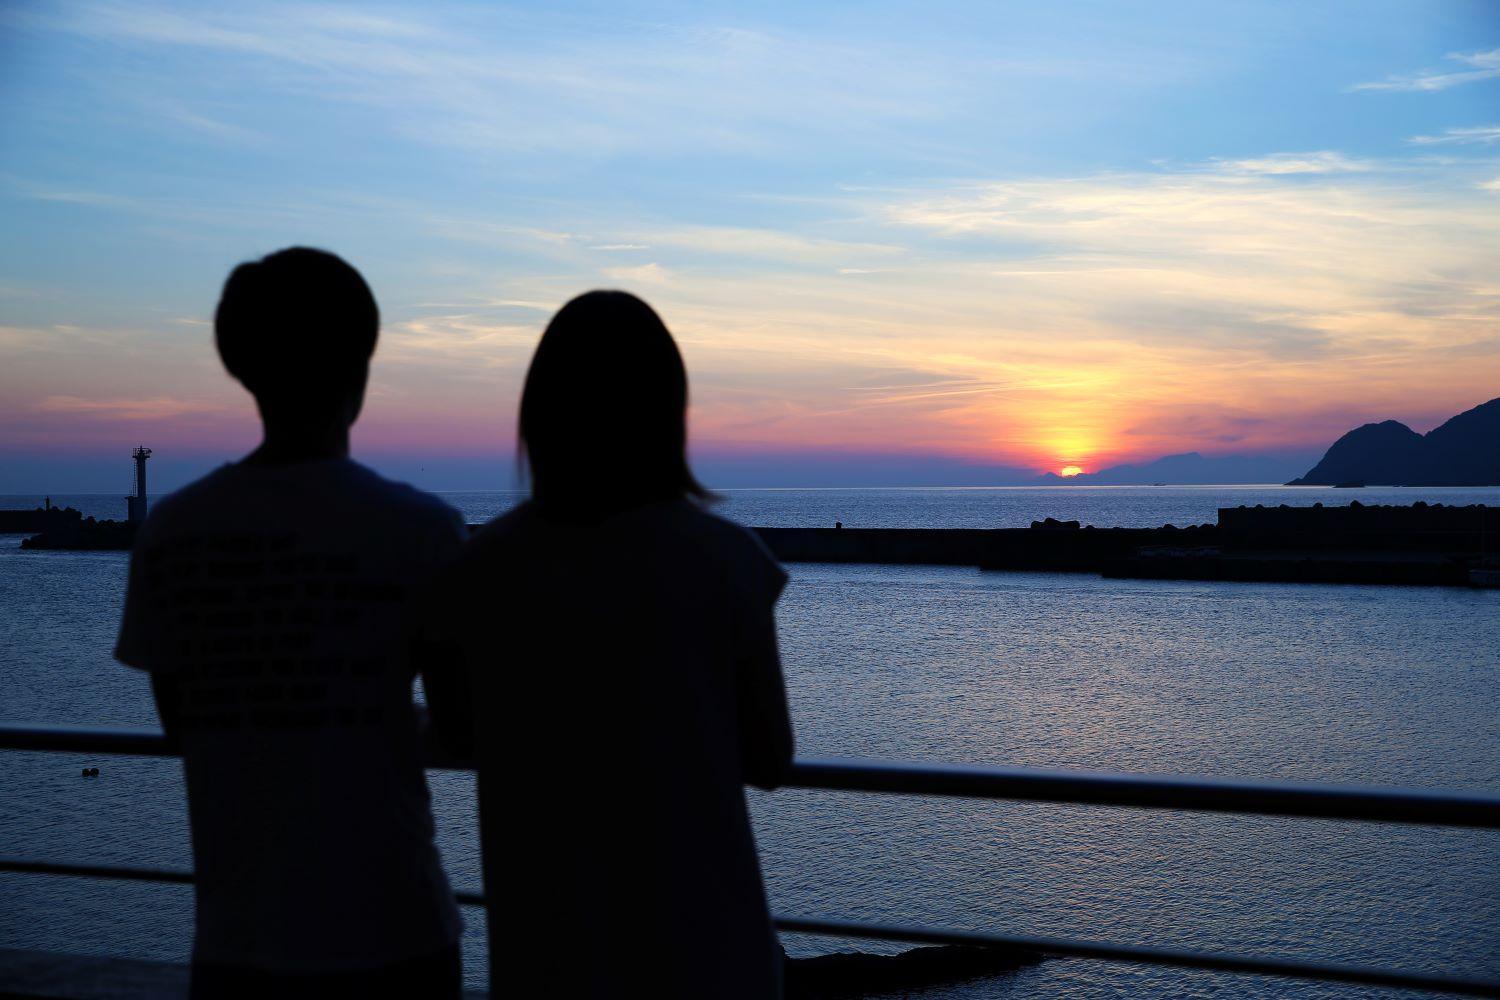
[667,503,787,592]
[462,497,777,571]
[661,500,754,545]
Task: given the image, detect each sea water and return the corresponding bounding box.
[2,487,1498,998]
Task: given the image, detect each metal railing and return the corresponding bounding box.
[3,723,1499,997]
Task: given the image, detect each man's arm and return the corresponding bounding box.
[117,514,184,753]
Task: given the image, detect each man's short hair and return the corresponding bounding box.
[215,247,378,401]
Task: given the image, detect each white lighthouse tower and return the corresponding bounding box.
[126,446,151,522]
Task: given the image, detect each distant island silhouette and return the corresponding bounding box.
[1289,397,1500,486]
[1037,452,1313,486]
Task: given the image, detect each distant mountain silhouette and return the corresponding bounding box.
[1038,451,1315,486]
[1289,397,1500,486]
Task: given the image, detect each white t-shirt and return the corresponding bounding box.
[115,458,464,972]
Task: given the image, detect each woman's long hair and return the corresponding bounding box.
[520,290,710,517]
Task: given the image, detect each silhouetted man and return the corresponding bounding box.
[116,248,464,998]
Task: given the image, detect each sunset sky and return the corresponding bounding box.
[2,1,1498,490]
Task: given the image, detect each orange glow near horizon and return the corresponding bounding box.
[1025,425,1108,474]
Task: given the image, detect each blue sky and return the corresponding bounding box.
[1,1,1498,490]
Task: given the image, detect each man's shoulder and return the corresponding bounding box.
[135,465,238,533]
[162,464,237,504]
[142,461,463,544]
[343,463,464,528]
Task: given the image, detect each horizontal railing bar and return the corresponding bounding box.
[785,756,1500,829]
[0,858,193,887]
[2,859,1496,998]
[1,723,173,758]
[5,723,1498,829]
[0,859,485,907]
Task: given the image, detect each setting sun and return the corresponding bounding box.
[1059,465,1085,478]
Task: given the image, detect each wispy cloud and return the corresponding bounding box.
[1352,47,1500,92]
[602,262,671,286]
[380,315,537,366]
[8,181,145,210]
[641,227,906,266]
[1408,125,1500,146]
[1214,151,1373,175]
[143,98,270,147]
[30,1,966,159]
[35,395,218,419]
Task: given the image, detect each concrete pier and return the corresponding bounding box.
[752,504,1494,588]
[752,523,1215,570]
[7,501,1494,587]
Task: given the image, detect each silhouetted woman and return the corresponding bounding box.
[425,291,794,998]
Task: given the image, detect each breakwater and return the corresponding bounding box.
[0,509,52,533]
[754,522,1213,570]
[9,501,1494,586]
[1217,500,1497,551]
[753,503,1496,587]
[10,507,137,550]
